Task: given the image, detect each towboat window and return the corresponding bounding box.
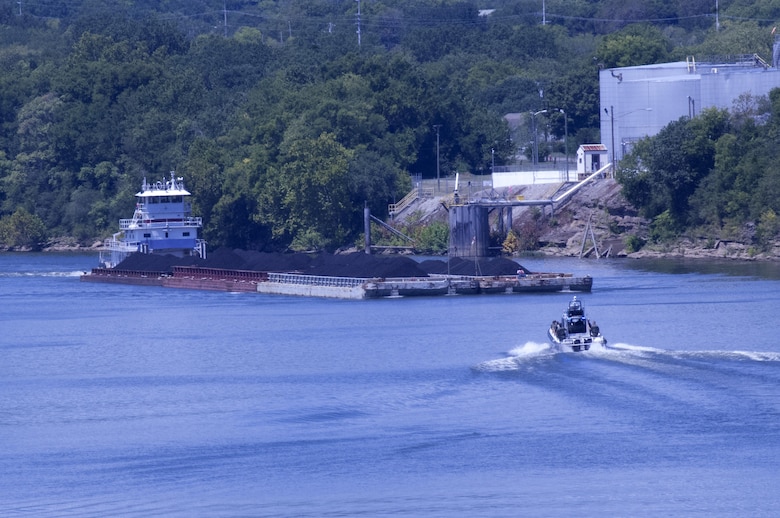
[183,232,190,237]
[144,233,151,238]
[171,196,182,203]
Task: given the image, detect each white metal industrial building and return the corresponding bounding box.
[600,45,780,164]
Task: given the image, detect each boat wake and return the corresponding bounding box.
[474,341,558,372]
[0,270,85,278]
[595,342,780,362]
[475,340,780,373]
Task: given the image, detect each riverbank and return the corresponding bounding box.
[525,179,780,261]
[18,178,780,262]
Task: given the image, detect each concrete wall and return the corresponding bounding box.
[492,169,571,188]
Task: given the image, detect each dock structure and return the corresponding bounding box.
[82,266,592,299]
[446,164,613,258]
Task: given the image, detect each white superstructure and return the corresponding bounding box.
[100,172,206,268]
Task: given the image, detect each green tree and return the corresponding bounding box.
[257,133,355,250]
[0,207,47,249]
[620,109,729,229]
[692,21,773,59]
[596,25,672,68]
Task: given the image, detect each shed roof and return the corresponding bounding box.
[579,144,607,152]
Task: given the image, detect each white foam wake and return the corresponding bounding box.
[474,341,554,371]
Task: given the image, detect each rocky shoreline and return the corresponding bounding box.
[527,180,780,262]
[29,236,780,263]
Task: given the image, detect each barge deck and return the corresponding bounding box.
[81,266,592,299]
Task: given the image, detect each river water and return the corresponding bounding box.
[2,252,780,516]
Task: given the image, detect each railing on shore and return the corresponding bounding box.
[388,185,434,216]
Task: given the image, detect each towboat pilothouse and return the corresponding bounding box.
[100,172,206,268]
[548,296,606,352]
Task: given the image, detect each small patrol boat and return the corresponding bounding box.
[99,172,206,268]
[548,296,606,352]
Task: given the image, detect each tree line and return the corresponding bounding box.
[619,92,780,253]
[1,0,779,251]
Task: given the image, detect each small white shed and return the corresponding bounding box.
[576,144,608,179]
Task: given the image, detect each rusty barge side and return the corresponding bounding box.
[81,266,592,299]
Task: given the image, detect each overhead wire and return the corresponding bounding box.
[11,2,779,32]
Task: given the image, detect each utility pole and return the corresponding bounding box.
[223,0,228,37]
[532,110,547,166]
[715,0,720,31]
[356,0,361,47]
[559,109,568,178]
[433,125,442,191]
[610,105,615,167]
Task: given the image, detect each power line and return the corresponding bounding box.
[11,2,776,35]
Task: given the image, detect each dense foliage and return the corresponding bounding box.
[618,96,780,249]
[0,0,779,250]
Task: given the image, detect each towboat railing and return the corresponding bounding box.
[119,217,202,230]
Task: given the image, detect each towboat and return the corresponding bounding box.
[547,296,606,352]
[99,172,206,268]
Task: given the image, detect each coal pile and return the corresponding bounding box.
[418,257,528,276]
[113,249,526,278]
[306,253,428,278]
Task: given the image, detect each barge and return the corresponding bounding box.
[81,173,595,299]
[82,265,592,299]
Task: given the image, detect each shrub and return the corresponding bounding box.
[624,234,645,253]
[0,208,48,250]
[415,221,449,255]
[650,210,678,243]
[502,229,521,254]
[755,209,779,249]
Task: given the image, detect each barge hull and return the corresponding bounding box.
[82,268,592,299]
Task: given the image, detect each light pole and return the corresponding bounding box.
[609,105,615,167]
[433,124,441,191]
[558,108,568,178]
[532,109,547,166]
[605,106,651,166]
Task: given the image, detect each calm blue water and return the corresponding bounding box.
[2,252,780,517]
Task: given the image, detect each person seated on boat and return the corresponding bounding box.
[517,268,526,279]
[567,296,584,317]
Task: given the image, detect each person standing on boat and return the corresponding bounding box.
[589,320,600,337]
